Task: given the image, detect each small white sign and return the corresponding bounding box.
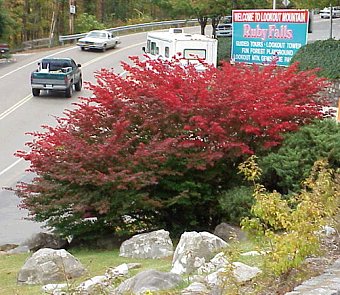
[70,5,76,14]
[282,0,290,7]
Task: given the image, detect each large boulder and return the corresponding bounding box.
[213,222,246,242]
[171,231,228,275]
[17,248,85,285]
[21,232,69,252]
[115,269,182,295]
[119,229,173,259]
[204,261,261,289]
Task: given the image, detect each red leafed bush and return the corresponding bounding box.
[15,57,328,239]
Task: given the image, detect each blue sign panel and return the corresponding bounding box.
[231,9,309,66]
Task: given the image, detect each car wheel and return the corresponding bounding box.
[32,88,40,96]
[81,47,85,51]
[75,78,82,91]
[65,85,73,98]
[102,45,107,52]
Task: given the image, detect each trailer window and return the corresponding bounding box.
[150,42,159,55]
[165,47,169,58]
[146,40,151,53]
[183,49,206,60]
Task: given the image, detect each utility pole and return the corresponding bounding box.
[69,0,75,35]
[273,0,276,9]
[330,3,333,39]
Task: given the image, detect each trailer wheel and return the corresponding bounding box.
[32,88,40,96]
[65,85,73,98]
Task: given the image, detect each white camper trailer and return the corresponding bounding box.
[142,28,218,69]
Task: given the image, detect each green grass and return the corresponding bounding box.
[0,249,173,295]
[0,240,276,295]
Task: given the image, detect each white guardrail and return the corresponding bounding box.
[59,19,198,44]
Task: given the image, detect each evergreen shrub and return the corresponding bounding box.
[218,186,254,224]
[290,39,340,79]
[217,36,232,63]
[260,119,340,194]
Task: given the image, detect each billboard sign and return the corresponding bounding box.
[231,9,309,66]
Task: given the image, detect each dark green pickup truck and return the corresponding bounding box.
[31,58,82,98]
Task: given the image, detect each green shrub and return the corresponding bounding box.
[259,119,340,194]
[290,39,340,79]
[240,156,340,276]
[217,36,232,64]
[218,186,254,224]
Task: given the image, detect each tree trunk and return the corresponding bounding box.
[198,16,208,35]
[211,16,222,38]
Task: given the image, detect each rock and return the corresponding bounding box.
[115,269,182,295]
[171,231,228,275]
[181,282,210,294]
[105,263,129,279]
[321,225,337,236]
[76,275,110,295]
[232,262,262,283]
[204,262,261,286]
[21,232,69,252]
[197,252,229,275]
[17,248,85,285]
[42,283,67,294]
[213,222,246,242]
[119,229,173,259]
[76,263,136,295]
[7,245,30,254]
[0,243,18,251]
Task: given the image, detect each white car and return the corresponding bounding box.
[320,7,340,18]
[76,30,120,52]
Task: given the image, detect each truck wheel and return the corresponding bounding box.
[32,89,40,96]
[65,85,73,98]
[75,78,82,91]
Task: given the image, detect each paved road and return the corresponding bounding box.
[309,14,340,41]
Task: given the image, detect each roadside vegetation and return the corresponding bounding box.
[0,0,332,50]
[291,39,340,80]
[7,53,338,293]
[15,57,329,241]
[0,1,339,294]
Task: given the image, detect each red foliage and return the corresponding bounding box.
[16,57,327,220]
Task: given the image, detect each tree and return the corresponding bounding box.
[75,13,105,33]
[170,0,232,35]
[0,0,10,40]
[15,58,327,240]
